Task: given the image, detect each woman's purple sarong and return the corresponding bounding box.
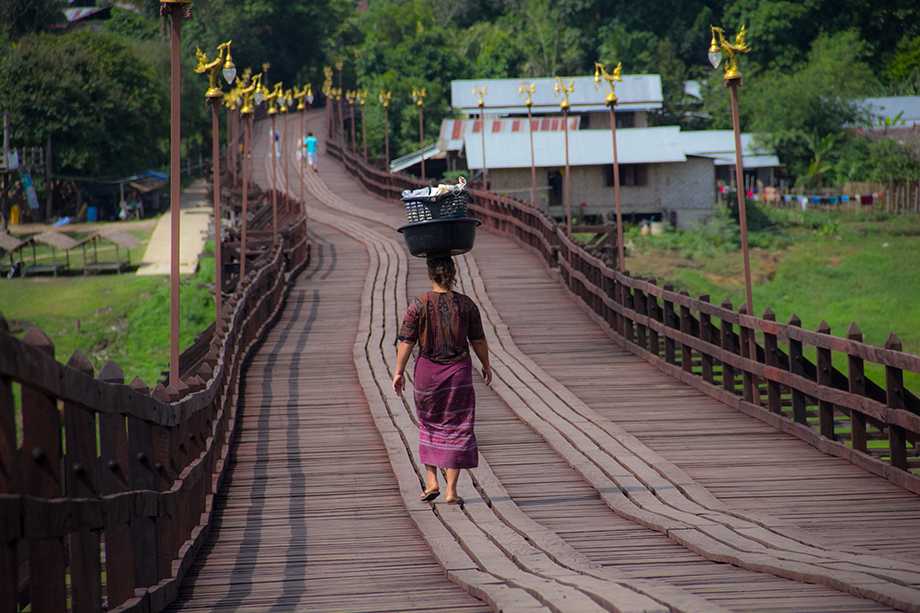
[414,355,478,469]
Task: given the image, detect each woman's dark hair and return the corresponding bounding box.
[427,255,456,289]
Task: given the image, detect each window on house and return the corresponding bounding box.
[616,113,635,129]
[603,164,648,187]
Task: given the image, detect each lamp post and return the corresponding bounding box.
[294,84,313,209]
[335,59,345,145]
[554,78,575,235]
[238,72,263,281]
[282,89,295,213]
[709,25,754,317]
[194,40,236,322]
[379,90,392,168]
[519,82,537,206]
[346,90,357,153]
[323,66,333,137]
[265,81,283,245]
[357,89,368,162]
[473,86,488,188]
[160,0,192,388]
[594,61,625,272]
[223,84,240,187]
[411,87,427,180]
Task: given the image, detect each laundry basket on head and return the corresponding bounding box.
[398,177,481,258]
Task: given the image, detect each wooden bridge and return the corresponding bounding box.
[2,110,920,613]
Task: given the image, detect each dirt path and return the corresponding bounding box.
[136,179,211,276]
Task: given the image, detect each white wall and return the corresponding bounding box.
[489,157,716,228]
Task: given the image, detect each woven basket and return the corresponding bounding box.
[403,190,470,223]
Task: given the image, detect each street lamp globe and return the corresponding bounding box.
[223,60,237,85]
[708,32,723,68]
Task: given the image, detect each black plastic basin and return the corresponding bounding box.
[397,217,482,258]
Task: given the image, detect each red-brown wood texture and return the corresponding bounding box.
[0,163,309,613]
[4,110,920,613]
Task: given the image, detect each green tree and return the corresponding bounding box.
[722,0,818,72]
[511,0,583,76]
[463,21,526,78]
[348,0,471,158]
[885,34,920,95]
[0,30,168,177]
[596,21,658,72]
[0,0,62,39]
[703,30,877,178]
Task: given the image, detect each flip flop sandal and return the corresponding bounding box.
[445,496,464,506]
[420,488,441,502]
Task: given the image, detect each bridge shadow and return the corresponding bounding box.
[170,235,330,612]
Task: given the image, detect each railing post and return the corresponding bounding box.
[21,328,67,613]
[622,273,634,344]
[787,314,808,425]
[127,411,159,589]
[662,285,677,365]
[64,351,103,613]
[885,333,908,470]
[148,381,176,583]
[762,308,783,415]
[0,318,17,613]
[847,323,868,454]
[738,305,756,404]
[98,362,135,608]
[816,321,836,440]
[698,295,714,384]
[647,279,660,358]
[720,300,736,393]
[679,291,693,373]
[634,283,648,350]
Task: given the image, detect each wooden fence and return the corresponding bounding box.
[0,189,309,612]
[884,180,920,214]
[328,141,920,493]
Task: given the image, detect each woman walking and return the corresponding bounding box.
[393,256,492,505]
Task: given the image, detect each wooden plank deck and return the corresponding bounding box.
[298,118,918,612]
[169,112,920,613]
[168,225,490,612]
[471,232,920,562]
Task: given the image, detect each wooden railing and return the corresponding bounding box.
[0,194,310,612]
[328,141,920,493]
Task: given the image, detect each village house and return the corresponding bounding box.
[392,74,782,228]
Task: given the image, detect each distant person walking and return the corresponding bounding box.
[393,256,492,506]
[304,131,318,172]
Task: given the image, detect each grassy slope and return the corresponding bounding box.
[623,209,920,388]
[1,246,217,386]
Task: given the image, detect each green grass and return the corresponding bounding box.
[1,243,217,386]
[622,206,920,389]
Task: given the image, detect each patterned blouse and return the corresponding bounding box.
[398,291,485,364]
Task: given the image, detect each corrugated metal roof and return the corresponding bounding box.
[856,96,920,127]
[679,130,769,156]
[389,143,441,173]
[710,154,781,168]
[451,74,663,115]
[438,116,580,152]
[464,127,687,170]
[63,7,109,22]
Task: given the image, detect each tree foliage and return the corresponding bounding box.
[0,0,62,40]
[0,30,168,177]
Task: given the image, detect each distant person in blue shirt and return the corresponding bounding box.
[304,132,318,172]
